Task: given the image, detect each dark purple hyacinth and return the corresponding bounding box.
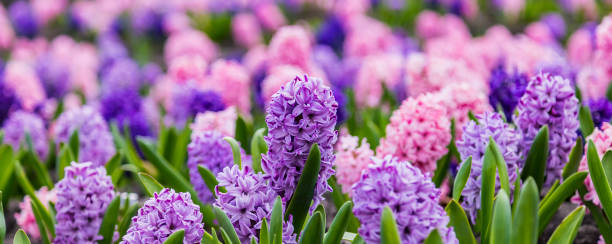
[121,188,204,243]
[215,165,297,243]
[586,98,612,128]
[170,85,226,126]
[316,15,345,51]
[54,162,115,243]
[0,80,20,125]
[8,1,37,38]
[101,88,142,122]
[488,64,529,122]
[262,75,338,206]
[332,87,347,124]
[98,33,129,74]
[130,9,164,37]
[36,55,70,99]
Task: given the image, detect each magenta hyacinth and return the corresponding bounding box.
[261,75,338,206]
[352,156,458,244]
[54,162,115,244]
[121,188,204,243]
[514,73,579,185]
[3,110,48,159]
[215,165,297,243]
[456,112,523,222]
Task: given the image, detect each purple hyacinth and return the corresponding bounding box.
[101,58,142,93]
[456,112,523,222]
[3,111,49,159]
[352,156,458,244]
[141,62,162,85]
[0,81,20,125]
[332,87,347,124]
[98,33,129,74]
[488,64,529,122]
[121,188,204,244]
[585,98,612,128]
[316,15,345,51]
[54,106,116,167]
[8,1,37,38]
[101,88,142,122]
[170,84,226,126]
[262,75,338,206]
[36,55,70,99]
[541,14,566,40]
[514,73,579,186]
[215,165,297,243]
[54,162,115,243]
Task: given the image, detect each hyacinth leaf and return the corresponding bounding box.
[30,202,50,244]
[511,178,539,244]
[235,115,252,153]
[314,204,326,227]
[171,125,191,171]
[512,168,521,212]
[546,206,585,244]
[480,137,496,243]
[0,192,4,244]
[453,156,472,201]
[270,197,283,244]
[13,230,31,244]
[14,161,55,237]
[299,212,325,244]
[467,111,479,124]
[586,140,612,220]
[433,153,451,187]
[219,228,232,244]
[537,171,587,235]
[562,137,583,180]
[423,229,443,244]
[328,176,348,209]
[213,206,241,244]
[68,130,79,159]
[380,206,401,244]
[160,126,177,162]
[163,229,185,244]
[577,193,612,243]
[488,138,511,194]
[118,204,139,240]
[602,151,612,188]
[579,105,595,137]
[445,200,476,244]
[260,218,270,244]
[250,128,267,173]
[521,125,549,189]
[352,235,365,244]
[540,180,559,208]
[0,145,15,190]
[111,124,143,170]
[201,229,220,244]
[323,201,353,244]
[56,143,74,180]
[106,153,124,185]
[98,196,120,244]
[490,190,511,244]
[286,144,321,233]
[137,172,164,197]
[223,137,243,169]
[197,165,227,197]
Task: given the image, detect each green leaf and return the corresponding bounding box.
[579,105,595,137]
[13,229,31,244]
[0,192,4,244]
[197,165,226,198]
[30,202,50,244]
[537,171,588,234]
[585,140,612,222]
[324,201,353,244]
[299,212,325,244]
[546,206,586,244]
[260,218,270,244]
[491,190,511,244]
[171,125,191,171]
[219,228,232,244]
[314,204,326,228]
[540,180,559,208]
[202,229,221,244]
[235,115,252,153]
[352,235,365,244]
[433,154,451,187]
[453,156,472,201]
[214,206,241,244]
[521,125,549,189]
[488,138,511,194]
[56,144,74,180]
[111,124,143,170]
[562,137,583,180]
[467,111,479,124]
[69,130,79,159]
[424,229,443,244]
[137,173,165,197]
[224,137,242,169]
[380,206,401,244]
[118,204,139,239]
[270,197,283,244]
[511,178,539,244]
[0,145,15,190]
[14,161,55,237]
[601,151,612,188]
[480,138,497,243]
[105,153,123,185]
[163,229,185,244]
[445,200,477,244]
[98,196,121,244]
[286,144,321,233]
[250,128,267,173]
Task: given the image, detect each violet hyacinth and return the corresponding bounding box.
[54,106,116,166]
[0,80,20,125]
[514,73,579,185]
[121,188,204,243]
[262,75,338,205]
[215,165,297,243]
[488,64,529,122]
[54,162,115,243]
[456,112,523,222]
[585,98,612,128]
[352,156,458,244]
[3,111,49,159]
[8,1,37,38]
[36,55,70,99]
[169,84,226,126]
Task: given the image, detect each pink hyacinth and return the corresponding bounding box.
[435,83,492,137]
[164,29,217,63]
[0,5,14,49]
[10,38,48,64]
[48,36,99,99]
[567,28,596,68]
[406,54,486,96]
[343,16,394,58]
[416,11,471,41]
[377,93,451,173]
[335,132,374,196]
[595,14,612,78]
[495,0,525,17]
[254,3,286,31]
[4,60,46,110]
[168,54,208,84]
[577,65,609,100]
[572,122,612,206]
[332,0,370,22]
[262,65,306,103]
[31,0,66,25]
[190,106,237,138]
[354,54,404,107]
[525,22,555,44]
[267,25,312,71]
[242,44,267,75]
[163,12,191,34]
[14,187,57,240]
[232,12,262,48]
[203,60,251,114]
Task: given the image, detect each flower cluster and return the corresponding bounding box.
[14,187,56,240]
[2,110,48,159]
[335,131,374,195]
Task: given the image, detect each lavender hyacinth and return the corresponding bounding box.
[352,156,458,244]
[488,64,529,122]
[3,111,49,159]
[585,98,612,128]
[170,85,225,126]
[456,112,523,222]
[121,188,204,243]
[36,55,70,99]
[54,106,116,166]
[262,75,338,205]
[215,165,297,243]
[514,73,579,185]
[54,162,115,243]
[0,81,20,125]
[8,1,37,38]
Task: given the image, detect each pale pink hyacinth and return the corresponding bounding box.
[577,65,609,100]
[262,65,306,103]
[416,11,471,41]
[11,38,48,64]
[525,22,555,44]
[163,12,192,34]
[164,29,218,63]
[168,54,208,84]
[204,60,251,114]
[564,0,597,20]
[267,25,312,71]
[0,5,14,49]
[62,93,82,112]
[232,12,262,48]
[496,0,525,17]
[4,60,46,110]
[567,28,595,67]
[344,16,394,58]
[242,44,267,75]
[72,0,130,33]
[354,54,404,107]
[151,76,175,111]
[14,187,57,240]
[31,0,66,25]
[435,83,492,137]
[572,122,612,207]
[595,14,612,78]
[48,36,99,99]
[406,54,487,96]
[190,107,237,138]
[335,132,373,196]
[332,0,370,22]
[254,3,286,31]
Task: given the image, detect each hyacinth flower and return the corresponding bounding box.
[2,110,48,159]
[488,63,529,122]
[585,98,612,128]
[14,187,56,240]
[334,132,374,196]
